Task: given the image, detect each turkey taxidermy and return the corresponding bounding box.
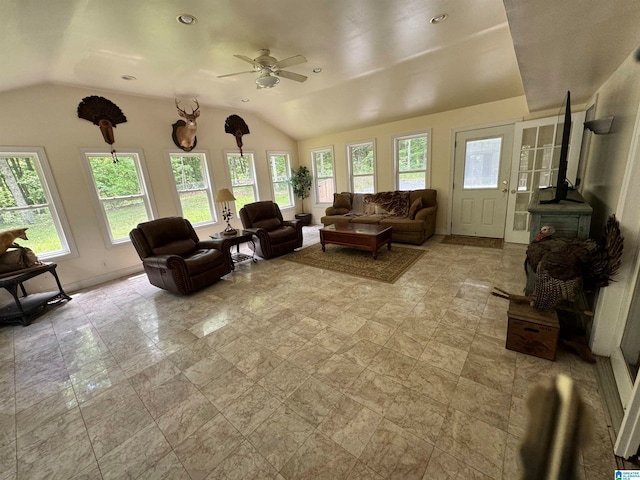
[77,96,127,162]
[224,115,250,156]
[525,215,623,311]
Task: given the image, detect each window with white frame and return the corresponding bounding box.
[311,147,335,204]
[226,152,257,212]
[268,152,293,209]
[348,141,375,193]
[394,133,429,190]
[83,151,154,244]
[169,153,216,225]
[0,147,74,259]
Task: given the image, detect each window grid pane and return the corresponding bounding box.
[0,153,68,256]
[86,153,152,242]
[312,149,335,203]
[395,134,428,190]
[227,153,257,212]
[349,142,375,193]
[269,153,293,208]
[169,154,214,224]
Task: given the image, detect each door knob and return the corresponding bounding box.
[502,188,508,193]
[510,189,516,194]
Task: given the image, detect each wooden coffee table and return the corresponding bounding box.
[320,223,392,259]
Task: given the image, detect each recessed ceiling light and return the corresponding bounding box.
[177,14,197,25]
[241,98,250,103]
[312,67,322,74]
[121,75,136,81]
[429,13,448,24]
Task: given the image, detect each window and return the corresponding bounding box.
[0,147,74,259]
[311,147,335,204]
[83,151,154,244]
[169,153,216,225]
[348,141,375,193]
[394,133,429,190]
[462,137,502,189]
[226,152,257,211]
[267,152,293,209]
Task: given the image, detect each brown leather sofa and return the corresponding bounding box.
[129,217,231,295]
[239,201,303,259]
[321,189,437,245]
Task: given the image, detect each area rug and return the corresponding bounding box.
[283,243,425,283]
[440,235,504,249]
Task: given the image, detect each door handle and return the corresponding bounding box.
[510,189,516,194]
[502,188,508,193]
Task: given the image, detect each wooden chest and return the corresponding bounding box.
[506,300,559,360]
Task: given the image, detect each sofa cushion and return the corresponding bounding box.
[379,217,426,232]
[350,216,382,224]
[184,248,224,275]
[333,192,352,210]
[408,197,423,219]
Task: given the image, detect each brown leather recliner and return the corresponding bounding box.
[129,217,231,295]
[239,201,303,259]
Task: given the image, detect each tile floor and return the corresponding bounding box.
[0,227,620,479]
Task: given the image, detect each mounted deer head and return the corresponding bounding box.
[171,98,200,152]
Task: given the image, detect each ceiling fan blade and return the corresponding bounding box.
[273,55,307,69]
[217,70,255,78]
[234,54,259,67]
[275,70,307,83]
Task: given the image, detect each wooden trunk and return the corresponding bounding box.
[506,299,559,360]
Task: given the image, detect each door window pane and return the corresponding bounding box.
[463,138,502,189]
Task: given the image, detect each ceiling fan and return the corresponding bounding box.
[217,49,308,89]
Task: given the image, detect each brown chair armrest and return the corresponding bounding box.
[142,255,183,270]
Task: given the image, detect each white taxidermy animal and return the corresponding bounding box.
[0,228,29,255]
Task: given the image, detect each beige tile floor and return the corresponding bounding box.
[0,226,620,479]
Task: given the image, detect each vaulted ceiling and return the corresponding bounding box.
[2,1,640,140]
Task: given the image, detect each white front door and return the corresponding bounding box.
[451,125,514,238]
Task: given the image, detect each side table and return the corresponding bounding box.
[209,230,256,270]
[0,262,71,326]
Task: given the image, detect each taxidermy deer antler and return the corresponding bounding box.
[172,98,200,152]
[224,114,250,156]
[77,96,127,162]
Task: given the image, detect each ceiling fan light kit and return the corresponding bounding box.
[256,72,280,89]
[218,49,307,89]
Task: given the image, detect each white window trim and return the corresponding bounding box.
[165,150,217,227]
[311,146,336,205]
[0,146,77,260]
[224,150,259,211]
[393,131,431,190]
[80,148,157,247]
[347,139,376,193]
[266,150,294,210]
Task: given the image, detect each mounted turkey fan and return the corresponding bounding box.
[225,115,250,156]
[77,96,127,163]
[525,214,623,311]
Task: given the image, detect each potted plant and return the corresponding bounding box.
[289,166,313,225]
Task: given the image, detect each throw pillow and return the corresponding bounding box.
[333,192,352,210]
[408,197,423,219]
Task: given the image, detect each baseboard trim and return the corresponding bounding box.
[595,355,624,436]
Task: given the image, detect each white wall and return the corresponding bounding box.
[0,84,298,292]
[296,96,529,234]
[585,48,640,356]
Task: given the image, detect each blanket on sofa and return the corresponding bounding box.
[364,191,410,217]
